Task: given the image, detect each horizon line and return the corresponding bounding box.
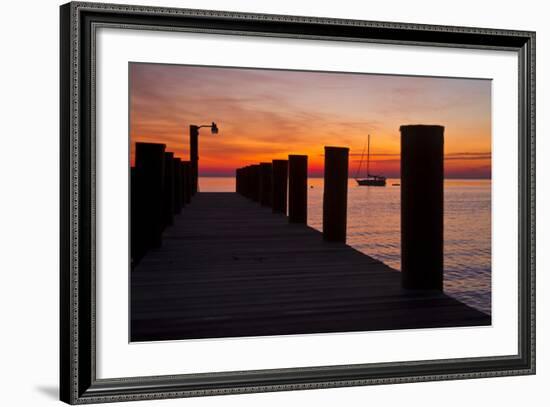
[197,175,491,180]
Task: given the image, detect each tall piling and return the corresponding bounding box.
[259,162,273,207]
[134,142,165,250]
[400,124,444,290]
[288,155,308,223]
[246,166,253,199]
[180,163,186,209]
[250,164,260,202]
[236,168,242,195]
[189,125,199,195]
[130,167,140,265]
[181,161,191,205]
[323,147,349,242]
[163,152,175,227]
[173,158,182,214]
[242,167,247,197]
[272,159,288,214]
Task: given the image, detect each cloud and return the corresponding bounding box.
[130,63,492,179]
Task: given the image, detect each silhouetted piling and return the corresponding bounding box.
[272,159,288,214]
[236,168,242,195]
[190,125,199,195]
[181,161,191,205]
[238,167,246,196]
[245,166,253,199]
[180,161,187,209]
[240,167,248,198]
[323,147,349,242]
[400,125,444,290]
[134,142,165,250]
[259,162,273,207]
[241,167,248,197]
[250,165,260,202]
[130,167,140,265]
[173,158,182,214]
[288,155,308,223]
[163,152,175,227]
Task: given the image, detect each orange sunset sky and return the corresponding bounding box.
[130,63,491,178]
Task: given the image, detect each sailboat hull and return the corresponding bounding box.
[356,178,386,187]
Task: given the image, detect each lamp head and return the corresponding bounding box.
[211,122,219,134]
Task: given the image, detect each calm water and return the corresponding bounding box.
[200,177,491,314]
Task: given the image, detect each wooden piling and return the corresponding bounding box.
[134,142,165,250]
[400,125,444,290]
[236,167,245,196]
[181,161,191,205]
[180,164,186,209]
[250,164,260,202]
[259,162,273,207]
[163,152,175,227]
[236,168,241,195]
[323,147,349,242]
[288,155,308,223]
[245,166,253,199]
[241,167,248,198]
[190,125,199,195]
[272,159,288,214]
[173,158,182,214]
[130,167,140,266]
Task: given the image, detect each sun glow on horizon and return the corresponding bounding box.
[130,63,491,179]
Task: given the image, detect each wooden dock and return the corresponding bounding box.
[131,192,490,342]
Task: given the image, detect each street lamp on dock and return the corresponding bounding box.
[189,122,219,195]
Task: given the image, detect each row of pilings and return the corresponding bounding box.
[130,142,194,268]
[235,125,445,291]
[235,147,351,243]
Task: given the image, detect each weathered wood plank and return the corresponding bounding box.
[131,192,490,341]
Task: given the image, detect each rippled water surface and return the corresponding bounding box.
[200,177,491,314]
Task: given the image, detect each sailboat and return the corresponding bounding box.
[355,134,387,187]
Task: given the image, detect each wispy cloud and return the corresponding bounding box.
[130,63,491,178]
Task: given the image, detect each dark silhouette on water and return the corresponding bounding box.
[355,134,387,187]
[401,125,444,290]
[162,152,175,228]
[323,147,349,243]
[189,122,218,195]
[259,162,273,207]
[288,155,308,224]
[131,142,166,266]
[271,159,288,214]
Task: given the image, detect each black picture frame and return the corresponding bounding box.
[60,1,536,404]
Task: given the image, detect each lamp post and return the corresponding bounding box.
[189,122,218,195]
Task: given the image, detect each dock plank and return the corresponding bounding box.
[131,192,490,341]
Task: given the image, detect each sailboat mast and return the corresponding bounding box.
[367,134,370,176]
[354,137,367,179]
